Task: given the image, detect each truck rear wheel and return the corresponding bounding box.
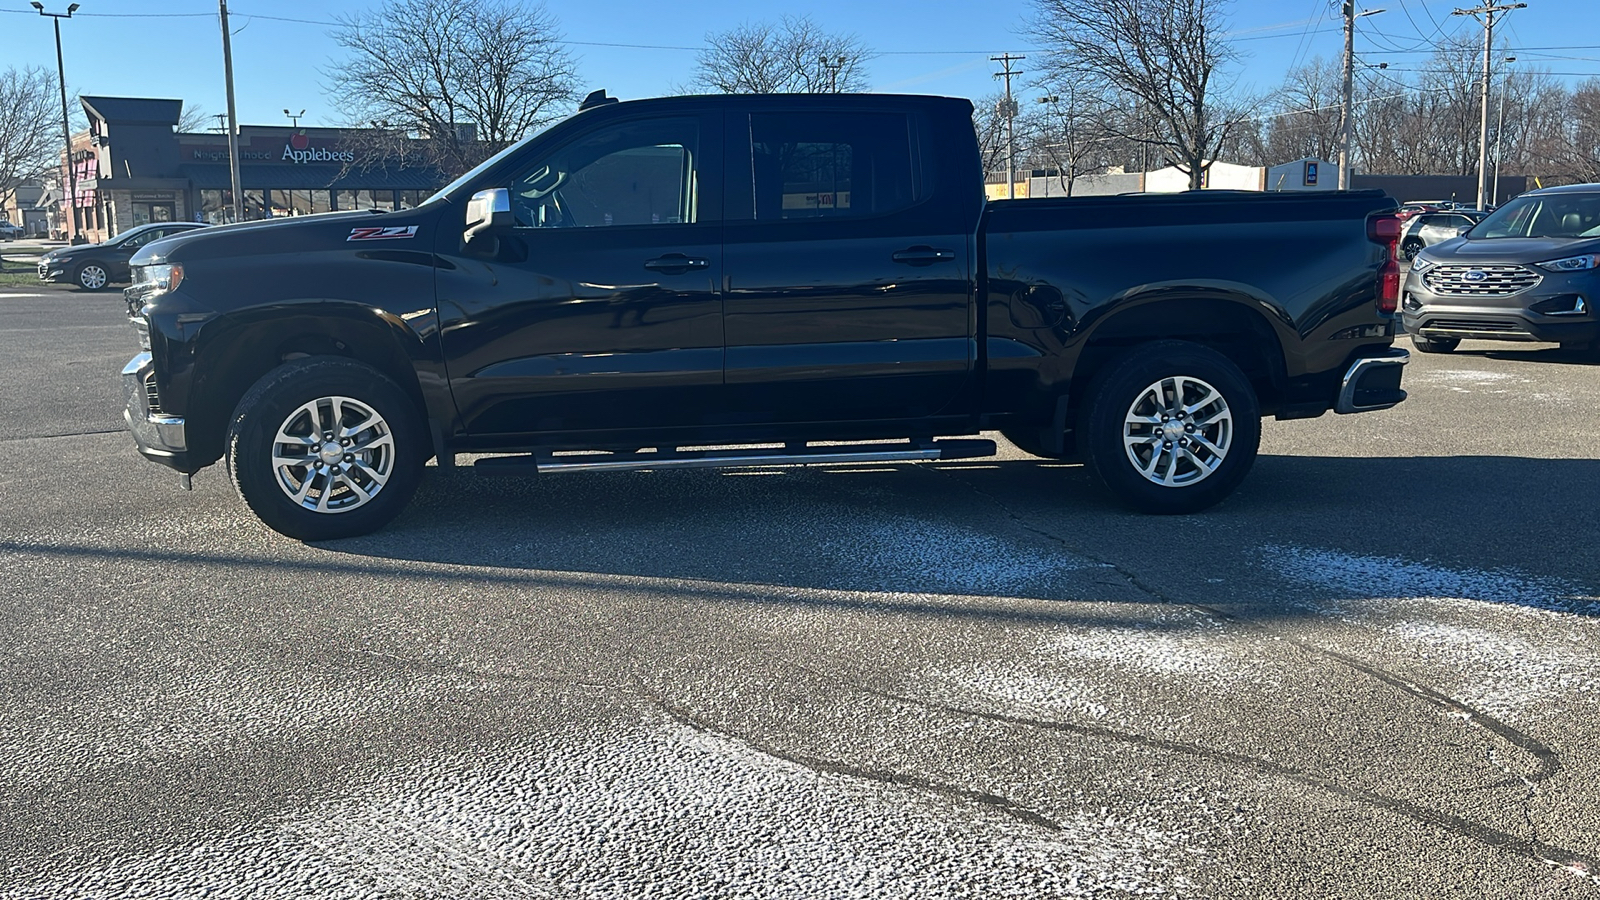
[1078,341,1260,514]
[225,357,425,540]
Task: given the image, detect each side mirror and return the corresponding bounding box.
[1456,225,1473,238]
[464,188,512,243]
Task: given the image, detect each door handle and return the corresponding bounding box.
[644,254,709,272]
[892,247,956,265]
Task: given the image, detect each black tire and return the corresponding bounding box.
[1400,239,1424,261]
[226,356,426,540]
[1077,341,1261,515]
[74,261,110,291]
[1411,335,1459,354]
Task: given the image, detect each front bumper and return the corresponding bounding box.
[122,352,196,472]
[1400,269,1597,344]
[37,260,67,283]
[1335,348,1408,414]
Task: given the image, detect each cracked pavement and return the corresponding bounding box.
[1,288,1598,898]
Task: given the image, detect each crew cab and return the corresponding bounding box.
[122,91,1409,540]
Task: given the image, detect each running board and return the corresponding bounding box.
[473,439,996,476]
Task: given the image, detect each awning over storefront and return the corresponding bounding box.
[180,164,444,191]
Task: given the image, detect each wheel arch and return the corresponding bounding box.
[184,303,431,467]
[1072,292,1289,418]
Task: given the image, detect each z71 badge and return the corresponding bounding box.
[347,225,419,241]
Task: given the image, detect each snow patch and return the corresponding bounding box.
[815,518,1094,596]
[8,719,1201,899]
[1263,545,1595,618]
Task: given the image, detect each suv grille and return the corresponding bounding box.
[1422,264,1542,296]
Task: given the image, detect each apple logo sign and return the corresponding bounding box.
[289,132,310,151]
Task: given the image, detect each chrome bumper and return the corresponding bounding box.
[122,352,188,457]
[1335,348,1409,414]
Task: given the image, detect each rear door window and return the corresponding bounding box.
[747,112,921,221]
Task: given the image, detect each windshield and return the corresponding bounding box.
[1472,191,1600,239]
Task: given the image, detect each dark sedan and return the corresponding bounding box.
[38,221,206,291]
[1402,184,1600,354]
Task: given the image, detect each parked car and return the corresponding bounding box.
[38,221,206,290]
[120,91,1408,540]
[1403,183,1600,353]
[0,220,21,241]
[1399,210,1489,259]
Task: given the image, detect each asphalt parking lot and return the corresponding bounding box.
[2,285,1597,899]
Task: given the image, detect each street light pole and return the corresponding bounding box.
[1493,56,1515,207]
[1338,3,1385,191]
[32,2,80,242]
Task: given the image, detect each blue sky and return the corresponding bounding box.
[1,0,1597,130]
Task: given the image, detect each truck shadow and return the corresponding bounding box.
[323,453,1600,620]
[1449,344,1600,366]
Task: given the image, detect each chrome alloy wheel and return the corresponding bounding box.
[1121,375,1233,487]
[78,264,107,290]
[270,395,395,514]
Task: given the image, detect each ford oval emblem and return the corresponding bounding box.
[1463,270,1488,282]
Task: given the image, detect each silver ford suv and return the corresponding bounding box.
[1401,183,1600,354]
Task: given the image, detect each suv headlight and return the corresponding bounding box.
[1536,255,1600,272]
[132,263,184,297]
[1410,255,1436,274]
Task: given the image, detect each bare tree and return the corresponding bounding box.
[1028,0,1249,189]
[1259,57,1343,166]
[0,67,58,214]
[691,16,871,94]
[326,0,579,177]
[1540,78,1600,184]
[176,103,210,134]
[973,92,1020,184]
[1026,87,1121,195]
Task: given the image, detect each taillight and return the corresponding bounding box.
[1367,213,1403,314]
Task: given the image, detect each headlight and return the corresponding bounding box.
[133,263,184,297]
[1410,255,1435,274]
[1536,255,1599,272]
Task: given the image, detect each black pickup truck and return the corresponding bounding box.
[122,91,1409,540]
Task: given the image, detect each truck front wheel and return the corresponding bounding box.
[225,357,426,540]
[1078,342,1261,514]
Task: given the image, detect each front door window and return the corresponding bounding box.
[510,117,698,230]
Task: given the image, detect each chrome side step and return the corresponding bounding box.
[473,439,996,476]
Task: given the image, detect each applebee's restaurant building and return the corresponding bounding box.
[73,96,446,243]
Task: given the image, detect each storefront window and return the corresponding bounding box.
[241,191,266,220]
[284,189,331,215]
[397,190,423,209]
[336,189,397,211]
[199,189,234,225]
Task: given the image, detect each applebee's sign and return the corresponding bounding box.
[283,132,354,164]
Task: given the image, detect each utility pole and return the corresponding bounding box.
[219,0,244,223]
[992,53,1024,199]
[1454,2,1525,211]
[819,56,844,93]
[1339,3,1385,191]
